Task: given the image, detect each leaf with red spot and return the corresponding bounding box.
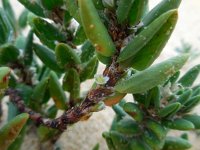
[0,67,11,99]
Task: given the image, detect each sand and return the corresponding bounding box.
[0,0,200,150]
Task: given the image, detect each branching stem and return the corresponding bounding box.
[6,59,124,131]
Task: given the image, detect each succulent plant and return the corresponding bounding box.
[104,64,200,150]
[0,0,200,149]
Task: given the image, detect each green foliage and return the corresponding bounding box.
[0,67,10,98]
[49,71,68,110]
[33,43,64,72]
[118,10,178,68]
[104,58,200,150]
[55,43,81,69]
[0,8,14,44]
[78,0,116,57]
[0,113,29,150]
[18,0,45,17]
[0,0,200,149]
[115,55,189,93]
[0,44,20,65]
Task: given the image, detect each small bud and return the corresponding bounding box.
[94,74,109,85]
[90,101,106,112]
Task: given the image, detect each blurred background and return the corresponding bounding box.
[0,0,200,150]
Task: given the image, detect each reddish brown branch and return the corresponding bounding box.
[6,85,112,131]
[5,89,44,125]
[6,61,124,131]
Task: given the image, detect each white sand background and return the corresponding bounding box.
[0,0,200,150]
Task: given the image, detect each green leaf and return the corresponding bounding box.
[33,43,63,73]
[181,95,200,113]
[80,56,98,82]
[31,77,49,104]
[14,35,26,50]
[80,40,95,63]
[32,17,67,42]
[96,52,112,65]
[16,84,33,105]
[0,67,10,98]
[130,10,178,70]
[118,10,178,68]
[7,73,17,89]
[63,10,72,26]
[162,136,192,150]
[0,43,20,65]
[192,86,200,97]
[163,118,194,130]
[110,116,121,131]
[116,118,140,135]
[133,93,147,104]
[28,15,56,49]
[178,64,200,87]
[0,113,29,150]
[112,104,127,118]
[63,68,80,101]
[2,0,16,30]
[18,9,29,28]
[123,102,143,122]
[37,125,59,142]
[92,143,100,150]
[37,66,50,81]
[102,132,116,150]
[7,102,18,121]
[142,0,182,27]
[159,102,181,118]
[143,130,165,150]
[146,86,161,108]
[66,0,81,23]
[153,87,161,108]
[0,8,14,44]
[23,30,34,66]
[180,133,188,140]
[41,0,63,10]
[92,0,104,10]
[128,0,148,26]
[7,126,26,150]
[18,0,45,17]
[146,119,167,140]
[183,114,200,129]
[116,0,135,24]
[165,71,180,85]
[90,101,105,112]
[46,105,58,119]
[176,89,192,105]
[49,71,68,110]
[130,138,151,150]
[115,54,188,94]
[109,131,131,150]
[55,43,81,69]
[73,26,87,45]
[78,0,116,57]
[41,88,51,104]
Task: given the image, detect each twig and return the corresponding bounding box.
[6,60,124,131]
